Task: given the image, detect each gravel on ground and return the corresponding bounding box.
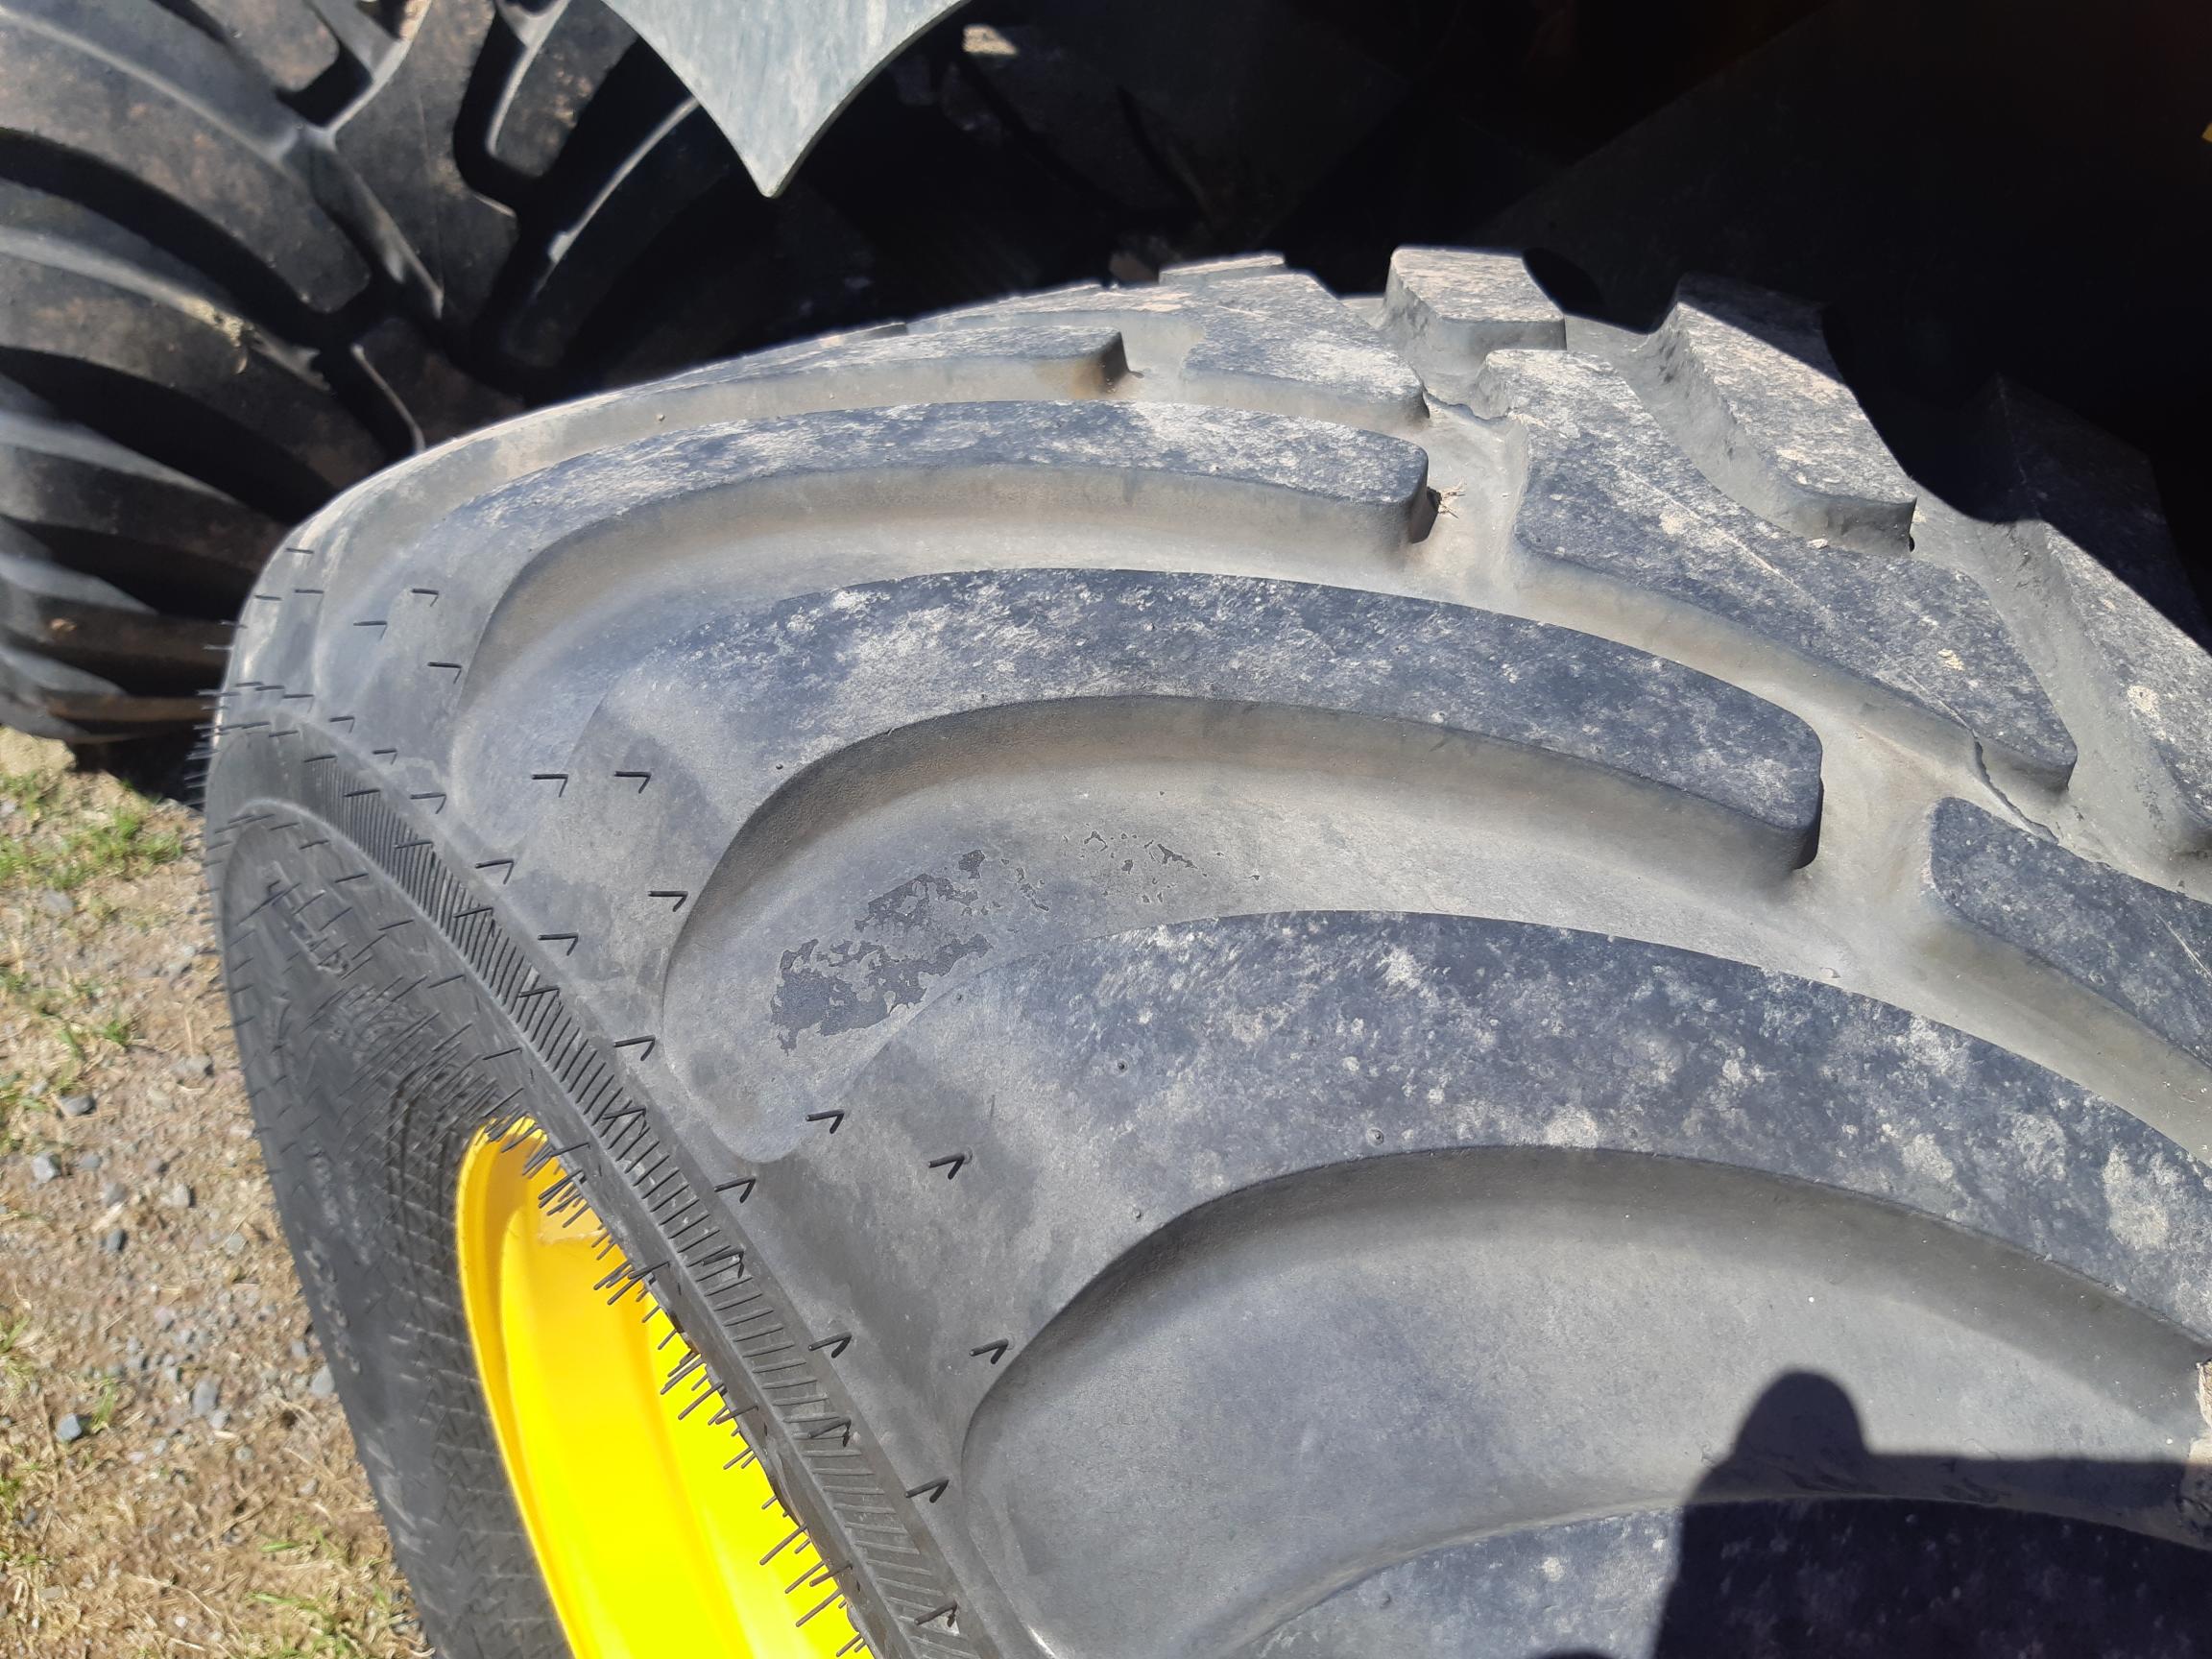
[0,732,421,1658]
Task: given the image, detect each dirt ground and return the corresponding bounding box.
[0,731,420,1658]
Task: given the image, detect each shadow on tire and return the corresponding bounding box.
[1550,1371,2212,1659]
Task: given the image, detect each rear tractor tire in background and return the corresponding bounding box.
[0,0,1099,754]
[207,252,2212,1657]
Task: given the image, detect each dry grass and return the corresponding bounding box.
[0,732,420,1658]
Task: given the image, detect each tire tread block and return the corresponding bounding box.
[1985,381,2212,843]
[1382,245,1565,401]
[328,0,516,321]
[296,324,1125,602]
[167,0,342,93]
[0,635,205,726]
[1927,796,2212,1067]
[0,397,280,576]
[608,565,1822,849]
[487,0,637,177]
[1477,349,2075,781]
[312,397,1432,709]
[494,100,732,368]
[520,566,1817,1044]
[0,224,384,494]
[0,540,225,673]
[1620,276,1918,554]
[926,268,1428,427]
[747,913,2212,1655]
[823,909,2212,1384]
[0,0,366,312]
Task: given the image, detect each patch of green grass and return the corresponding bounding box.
[84,1375,121,1436]
[0,971,137,1097]
[0,766,185,892]
[243,1588,407,1659]
[0,1452,53,1570]
[0,768,62,890]
[40,803,185,891]
[0,1313,33,1384]
[0,767,61,819]
[239,1532,418,1657]
[0,1077,27,1153]
[260,1528,334,1558]
[73,803,181,885]
[49,1004,135,1071]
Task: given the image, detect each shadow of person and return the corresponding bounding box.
[1644,1371,2212,1659]
[1243,1368,2209,1656]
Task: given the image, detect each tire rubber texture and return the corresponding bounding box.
[0,0,1091,742]
[208,252,2212,1659]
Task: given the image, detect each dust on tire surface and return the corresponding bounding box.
[211,252,2212,1658]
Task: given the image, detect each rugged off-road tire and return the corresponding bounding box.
[0,0,527,742]
[206,252,2212,1658]
[0,0,1133,746]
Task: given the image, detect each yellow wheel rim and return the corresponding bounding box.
[456,1126,861,1658]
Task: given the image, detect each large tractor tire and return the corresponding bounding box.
[206,252,2212,1658]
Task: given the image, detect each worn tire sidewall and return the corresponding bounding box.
[210,732,889,1658]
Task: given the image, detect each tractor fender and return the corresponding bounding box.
[605,0,974,195]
